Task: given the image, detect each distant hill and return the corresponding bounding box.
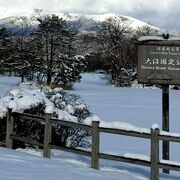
[0,9,159,33]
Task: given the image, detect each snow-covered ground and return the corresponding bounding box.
[1,73,180,179]
[0,76,21,98]
[73,73,180,179]
[1,147,144,180]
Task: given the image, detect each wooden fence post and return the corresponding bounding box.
[43,113,52,158]
[6,108,14,149]
[151,127,160,180]
[91,121,100,170]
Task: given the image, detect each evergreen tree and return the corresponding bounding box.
[53,54,86,85]
[0,13,86,85]
[10,16,37,82]
[35,14,86,86]
[0,27,14,75]
[36,15,68,85]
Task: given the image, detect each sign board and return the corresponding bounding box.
[138,44,180,85]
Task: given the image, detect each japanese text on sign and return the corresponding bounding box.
[138,44,180,85]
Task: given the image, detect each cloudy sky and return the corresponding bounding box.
[0,0,179,31]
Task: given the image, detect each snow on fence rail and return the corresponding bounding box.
[5,108,180,180]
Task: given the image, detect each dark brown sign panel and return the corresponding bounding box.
[138,44,180,84]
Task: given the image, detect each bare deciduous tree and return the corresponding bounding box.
[96,16,134,85]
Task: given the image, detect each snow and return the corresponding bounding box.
[74,55,85,59]
[86,116,151,134]
[45,105,54,114]
[138,35,180,41]
[0,9,159,32]
[138,36,163,41]
[122,15,158,30]
[1,73,180,179]
[0,7,33,19]
[0,84,78,122]
[84,115,101,125]
[99,121,150,133]
[74,13,158,30]
[160,130,180,138]
[160,159,180,167]
[73,73,180,179]
[0,88,45,117]
[123,153,150,162]
[73,73,163,129]
[0,147,143,180]
[152,123,159,130]
[54,109,77,122]
[86,13,119,21]
[65,104,75,114]
[168,36,180,41]
[0,76,21,97]
[0,78,152,134]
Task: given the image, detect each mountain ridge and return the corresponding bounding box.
[0,9,159,31]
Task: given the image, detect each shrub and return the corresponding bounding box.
[12,87,91,149]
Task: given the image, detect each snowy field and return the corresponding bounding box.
[1,73,180,179]
[73,73,180,179]
[0,76,21,97]
[1,147,143,180]
[73,73,180,154]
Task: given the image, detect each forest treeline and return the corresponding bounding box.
[0,10,159,86]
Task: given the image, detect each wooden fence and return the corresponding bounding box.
[5,108,180,180]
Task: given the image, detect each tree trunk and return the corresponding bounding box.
[46,33,51,85]
[21,73,24,83]
[47,68,51,85]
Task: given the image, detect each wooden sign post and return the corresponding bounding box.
[137,36,180,174]
[162,85,169,173]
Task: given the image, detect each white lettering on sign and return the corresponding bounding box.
[138,44,180,85]
[168,67,180,71]
[141,65,154,70]
[155,66,166,70]
[142,58,180,70]
[161,58,167,65]
[156,46,180,52]
[168,59,175,66]
[176,60,180,65]
[145,58,152,64]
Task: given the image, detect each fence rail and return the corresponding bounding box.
[5,108,180,180]
[13,112,45,123]
[99,126,151,139]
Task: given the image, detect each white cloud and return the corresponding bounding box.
[0,0,178,15]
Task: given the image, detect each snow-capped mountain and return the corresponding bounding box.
[82,13,158,29]
[0,8,159,31]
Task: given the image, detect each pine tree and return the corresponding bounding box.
[0,27,14,75]
[35,14,86,86]
[36,15,68,85]
[53,54,86,85]
[9,16,37,82]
